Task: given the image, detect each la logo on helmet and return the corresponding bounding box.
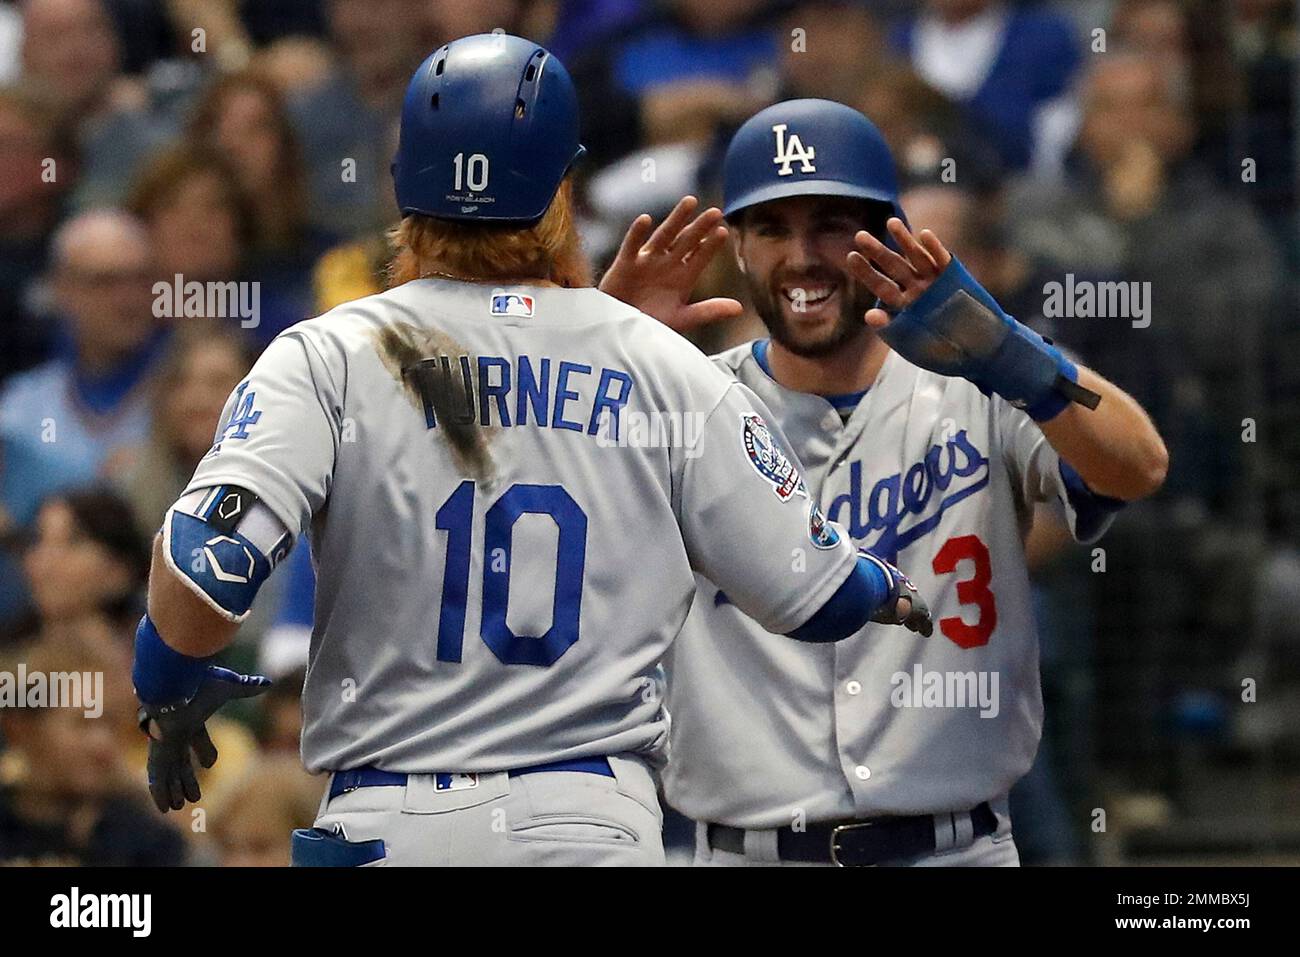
[772,123,816,176]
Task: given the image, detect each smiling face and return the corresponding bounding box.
[732,195,891,358]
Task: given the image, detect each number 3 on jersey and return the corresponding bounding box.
[932,534,997,649]
[435,480,586,667]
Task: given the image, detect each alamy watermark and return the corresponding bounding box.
[153,274,260,328]
[1042,274,1151,328]
[594,409,707,457]
[0,665,103,718]
[890,665,1000,718]
[50,887,151,938]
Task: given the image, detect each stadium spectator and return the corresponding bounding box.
[0,209,162,486]
[889,0,1082,172]
[1109,1,1242,183]
[205,754,322,867]
[1009,51,1281,505]
[0,84,70,381]
[286,0,427,237]
[187,71,337,324]
[0,432,82,629]
[120,320,254,542]
[601,0,779,148]
[777,0,886,106]
[20,0,178,208]
[858,65,1006,195]
[6,486,150,646]
[0,632,186,865]
[128,143,303,343]
[18,0,121,124]
[128,144,249,287]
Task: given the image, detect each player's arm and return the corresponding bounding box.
[133,332,338,813]
[849,219,1168,501]
[677,382,931,641]
[1032,368,1166,500]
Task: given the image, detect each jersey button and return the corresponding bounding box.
[845,680,861,696]
[854,765,871,781]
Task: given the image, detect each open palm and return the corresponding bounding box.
[598,196,743,333]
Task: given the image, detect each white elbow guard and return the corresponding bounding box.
[162,485,293,622]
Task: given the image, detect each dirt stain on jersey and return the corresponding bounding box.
[374,321,495,482]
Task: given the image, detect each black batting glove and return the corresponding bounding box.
[859,550,934,637]
[138,666,271,813]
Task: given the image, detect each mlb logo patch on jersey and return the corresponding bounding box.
[741,414,806,502]
[434,772,480,792]
[490,293,535,317]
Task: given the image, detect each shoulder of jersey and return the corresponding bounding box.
[269,286,730,387]
[265,284,476,358]
[594,293,740,385]
[282,284,675,334]
[709,340,757,378]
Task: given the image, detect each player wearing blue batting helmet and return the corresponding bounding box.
[721,98,908,359]
[722,98,907,226]
[392,33,586,223]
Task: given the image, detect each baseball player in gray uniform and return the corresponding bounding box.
[642,99,1168,866]
[129,41,931,867]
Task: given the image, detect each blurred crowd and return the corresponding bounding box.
[0,0,1295,865]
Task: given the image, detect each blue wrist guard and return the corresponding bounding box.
[879,256,1101,421]
[132,614,212,707]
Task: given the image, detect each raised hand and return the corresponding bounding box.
[846,217,953,329]
[598,195,743,333]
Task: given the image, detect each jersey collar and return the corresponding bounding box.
[750,338,870,412]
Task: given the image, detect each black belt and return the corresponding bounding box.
[706,802,998,866]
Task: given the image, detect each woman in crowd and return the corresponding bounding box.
[121,320,255,542]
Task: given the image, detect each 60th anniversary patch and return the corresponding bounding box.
[741,414,806,502]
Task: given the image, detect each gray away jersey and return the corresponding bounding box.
[185,280,858,774]
[661,343,1117,829]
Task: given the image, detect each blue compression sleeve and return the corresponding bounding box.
[787,555,891,643]
[132,615,212,706]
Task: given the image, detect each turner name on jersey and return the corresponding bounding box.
[401,351,635,436]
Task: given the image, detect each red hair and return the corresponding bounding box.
[387,178,590,289]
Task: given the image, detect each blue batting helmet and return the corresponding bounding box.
[392,33,586,223]
[722,98,905,224]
